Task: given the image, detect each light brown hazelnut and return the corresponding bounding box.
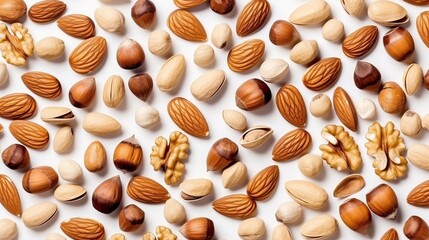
[92,175,122,214]
[403,215,429,239]
[400,110,422,137]
[366,183,398,220]
[116,39,145,69]
[206,138,238,171]
[235,79,272,111]
[378,82,407,114]
[339,198,372,234]
[69,77,96,108]
[22,166,59,194]
[2,143,30,170]
[131,0,156,29]
[269,20,300,47]
[113,135,143,173]
[383,27,415,64]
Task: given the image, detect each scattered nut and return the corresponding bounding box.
[94,6,124,33]
[269,20,300,47]
[323,19,345,42]
[129,73,153,102]
[239,125,273,149]
[354,61,381,92]
[179,178,213,201]
[403,63,423,96]
[259,58,289,83]
[58,159,82,183]
[206,138,238,171]
[194,44,215,67]
[163,198,186,225]
[272,224,293,240]
[333,174,365,198]
[103,75,125,108]
[92,175,122,214]
[0,218,17,240]
[275,201,303,224]
[135,105,160,129]
[35,37,65,60]
[237,217,265,240]
[310,93,331,118]
[119,204,145,232]
[2,143,30,170]
[131,0,156,29]
[84,141,106,172]
[53,126,74,154]
[222,161,248,189]
[357,98,376,120]
[148,29,172,57]
[110,233,125,240]
[290,40,319,65]
[366,183,398,219]
[0,23,34,66]
[0,62,8,87]
[298,153,323,177]
[222,109,247,131]
[113,135,143,173]
[300,214,338,240]
[400,110,422,137]
[378,82,407,114]
[339,198,372,234]
[407,143,429,170]
[69,77,96,108]
[211,23,232,49]
[117,39,145,69]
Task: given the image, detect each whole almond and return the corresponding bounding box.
[57,14,96,39]
[0,93,37,120]
[167,9,207,42]
[333,87,358,132]
[407,180,429,206]
[285,180,328,209]
[289,0,331,25]
[21,71,62,99]
[10,120,49,149]
[302,57,342,91]
[29,0,66,23]
[127,176,170,204]
[22,202,58,228]
[228,39,265,73]
[236,0,270,37]
[0,174,21,216]
[380,228,399,240]
[69,36,107,74]
[275,84,307,127]
[212,194,256,219]
[342,25,379,59]
[83,112,121,135]
[247,165,279,201]
[167,97,209,137]
[417,11,429,48]
[61,218,105,240]
[174,0,206,9]
[272,129,312,161]
[156,54,186,92]
[84,141,106,172]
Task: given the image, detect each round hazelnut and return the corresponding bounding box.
[383,27,415,64]
[119,204,145,232]
[378,82,407,114]
[131,0,156,29]
[22,166,59,193]
[116,39,145,70]
[128,73,153,102]
[235,78,272,111]
[404,215,429,239]
[423,69,429,90]
[148,30,172,57]
[298,154,323,177]
[194,44,215,67]
[69,77,96,108]
[206,138,239,171]
[2,144,30,170]
[400,110,422,137]
[366,184,398,220]
[339,198,372,234]
[210,0,235,15]
[353,61,381,92]
[310,93,331,118]
[322,19,345,42]
[269,20,300,47]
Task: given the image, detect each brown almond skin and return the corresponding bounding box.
[22,166,58,193]
[69,77,96,108]
[383,27,415,63]
[302,57,342,91]
[61,218,105,240]
[57,14,96,39]
[127,176,170,203]
[180,217,215,240]
[235,79,272,111]
[9,120,49,149]
[404,216,429,239]
[206,138,239,171]
[0,174,22,216]
[69,36,107,74]
[342,25,378,58]
[210,0,235,14]
[276,84,307,127]
[407,180,429,206]
[84,141,106,172]
[0,93,37,120]
[128,73,153,102]
[131,0,156,29]
[28,0,66,23]
[236,0,270,37]
[92,176,122,214]
[212,194,256,219]
[354,61,381,92]
[380,228,399,240]
[272,129,311,161]
[417,11,429,48]
[119,204,145,232]
[405,0,429,5]
[2,144,30,170]
[333,87,358,132]
[246,165,279,201]
[167,9,207,42]
[228,39,265,73]
[21,71,62,99]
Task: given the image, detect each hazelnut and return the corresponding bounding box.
[297,154,323,177]
[180,217,215,240]
[423,69,429,90]
[378,82,407,114]
[128,73,153,102]
[116,39,145,69]
[403,215,429,239]
[113,135,143,173]
[353,61,381,92]
[339,198,372,234]
[148,30,172,57]
[211,23,232,49]
[206,138,239,171]
[2,144,30,170]
[322,19,345,42]
[131,0,156,29]
[69,77,96,108]
[400,110,422,137]
[366,184,398,220]
[310,93,331,118]
[22,166,59,194]
[383,27,415,64]
[194,44,215,67]
[92,175,122,214]
[235,78,272,111]
[269,20,300,47]
[209,0,235,14]
[119,204,145,232]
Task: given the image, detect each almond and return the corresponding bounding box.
[9,120,49,149]
[61,218,105,240]
[167,9,207,42]
[167,97,209,138]
[57,14,96,39]
[417,11,429,48]
[0,174,21,217]
[127,176,170,204]
[342,25,378,59]
[21,71,62,99]
[333,87,358,132]
[174,0,206,9]
[212,194,257,219]
[0,93,37,120]
[275,84,307,127]
[272,128,312,161]
[28,0,66,23]
[236,0,270,37]
[228,39,265,73]
[380,228,399,240]
[407,180,429,206]
[302,57,342,91]
[247,165,279,201]
[69,36,107,74]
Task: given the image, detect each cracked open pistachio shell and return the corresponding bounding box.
[22,202,58,228]
[222,109,247,131]
[403,63,423,96]
[239,125,273,149]
[341,0,365,16]
[289,0,331,25]
[41,107,75,124]
[190,70,226,101]
[333,174,365,198]
[179,178,213,201]
[259,58,289,83]
[368,0,409,27]
[285,180,328,209]
[54,184,87,203]
[300,215,338,240]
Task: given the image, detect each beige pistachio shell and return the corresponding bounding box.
[259,58,289,83]
[403,63,423,96]
[0,219,17,240]
[53,126,74,154]
[103,75,125,108]
[240,125,273,149]
[300,214,338,240]
[333,174,365,198]
[179,178,214,201]
[45,233,66,240]
[368,0,409,27]
[83,112,121,135]
[285,180,328,209]
[190,70,226,101]
[41,107,75,124]
[289,0,331,25]
[163,198,187,224]
[222,161,248,189]
[22,202,58,228]
[156,54,186,92]
[222,109,247,131]
[272,223,293,240]
[58,159,83,183]
[290,40,319,65]
[54,184,87,202]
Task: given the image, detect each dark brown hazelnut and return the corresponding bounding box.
[424,69,429,90]
[353,61,381,92]
[131,0,156,29]
[366,184,398,220]
[69,77,96,108]
[383,27,415,64]
[116,39,145,70]
[92,176,122,214]
[378,82,407,114]
[206,138,239,171]
[128,73,153,102]
[210,0,235,15]
[269,20,301,47]
[119,204,145,232]
[404,216,429,239]
[2,144,30,170]
[235,78,272,111]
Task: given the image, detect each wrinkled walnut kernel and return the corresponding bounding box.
[156,226,177,240]
[150,131,189,185]
[365,121,407,181]
[320,125,362,171]
[0,23,34,66]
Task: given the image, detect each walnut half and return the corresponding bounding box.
[150,131,189,185]
[365,121,407,181]
[320,125,362,171]
[0,23,34,66]
[142,226,177,240]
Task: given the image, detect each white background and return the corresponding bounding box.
[1,0,429,239]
